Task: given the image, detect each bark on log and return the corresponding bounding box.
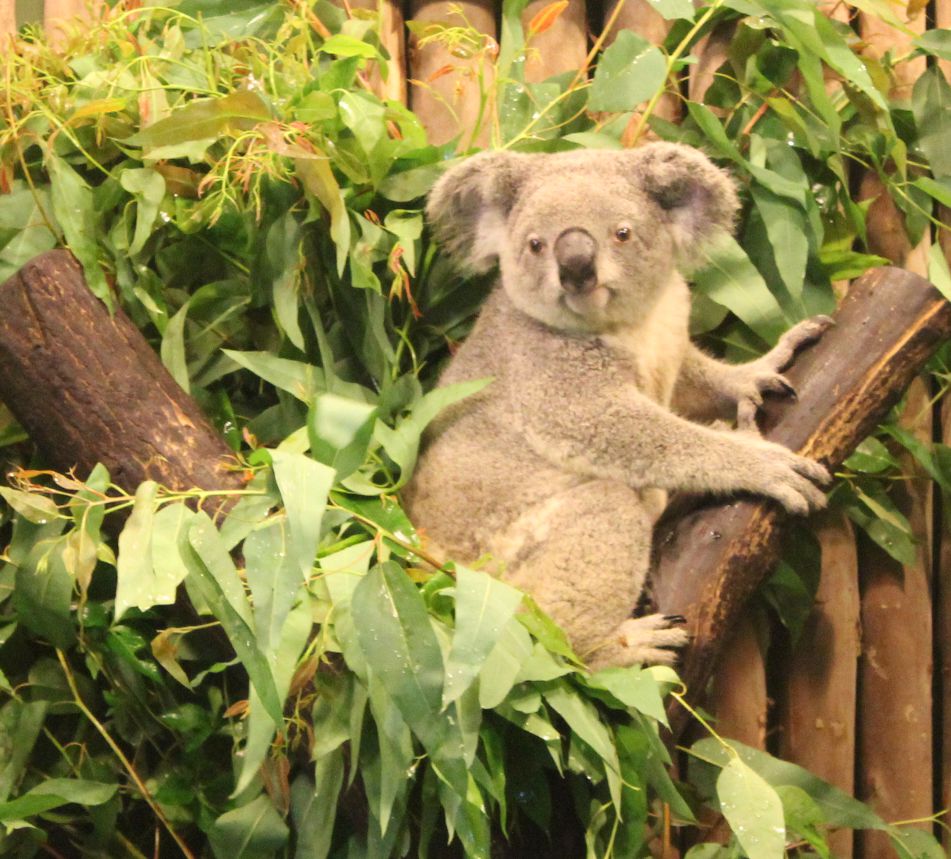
[0,250,242,498]
[653,265,951,737]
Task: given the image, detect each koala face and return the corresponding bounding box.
[427,143,739,334]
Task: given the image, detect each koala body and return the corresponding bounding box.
[403,143,831,668]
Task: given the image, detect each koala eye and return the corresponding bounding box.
[614,225,633,243]
[528,237,545,255]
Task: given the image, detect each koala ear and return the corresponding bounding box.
[426,151,530,273]
[631,143,739,260]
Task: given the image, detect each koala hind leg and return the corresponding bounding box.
[490,480,683,669]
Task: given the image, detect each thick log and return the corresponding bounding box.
[653,265,951,736]
[0,250,241,497]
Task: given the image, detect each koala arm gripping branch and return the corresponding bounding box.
[672,316,835,430]
[509,332,830,515]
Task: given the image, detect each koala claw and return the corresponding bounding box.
[614,614,691,667]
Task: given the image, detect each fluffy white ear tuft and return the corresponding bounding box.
[426,151,530,273]
[628,143,739,264]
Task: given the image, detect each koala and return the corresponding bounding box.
[403,142,832,669]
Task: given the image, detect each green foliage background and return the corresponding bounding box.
[0,0,950,856]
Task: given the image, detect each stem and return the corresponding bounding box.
[55,650,197,859]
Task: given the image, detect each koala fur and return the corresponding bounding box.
[403,142,832,668]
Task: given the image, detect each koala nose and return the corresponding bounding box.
[554,228,598,294]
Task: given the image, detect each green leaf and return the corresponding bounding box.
[914,29,951,62]
[270,449,335,580]
[0,779,117,824]
[319,33,378,58]
[442,567,524,708]
[375,378,492,487]
[130,90,271,160]
[295,155,351,276]
[844,437,899,474]
[47,152,111,309]
[308,394,378,480]
[290,756,345,859]
[646,0,695,19]
[690,738,887,831]
[692,233,787,342]
[0,488,60,525]
[185,514,283,726]
[14,537,75,649]
[913,67,951,179]
[477,617,534,709]
[928,240,951,303]
[589,30,667,113]
[890,827,947,859]
[351,562,444,751]
[222,350,318,401]
[542,681,622,811]
[585,665,669,726]
[716,757,785,859]
[0,700,48,802]
[750,184,807,303]
[0,186,58,284]
[266,212,305,350]
[208,793,289,859]
[114,480,159,621]
[244,519,302,657]
[119,167,166,256]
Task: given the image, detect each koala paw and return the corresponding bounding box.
[744,438,832,515]
[730,315,834,431]
[615,613,690,667]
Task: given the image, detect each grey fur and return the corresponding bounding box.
[405,142,831,669]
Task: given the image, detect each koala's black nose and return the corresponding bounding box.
[554,228,598,294]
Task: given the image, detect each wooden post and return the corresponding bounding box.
[653,266,951,738]
[707,617,767,749]
[0,251,242,498]
[407,1,496,147]
[779,514,860,859]
[935,2,951,845]
[339,0,407,104]
[0,0,15,36]
[522,0,587,82]
[854,9,934,854]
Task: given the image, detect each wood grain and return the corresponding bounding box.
[653,266,951,737]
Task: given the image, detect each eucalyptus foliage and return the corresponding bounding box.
[0,0,949,856]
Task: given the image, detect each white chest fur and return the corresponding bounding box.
[600,275,691,406]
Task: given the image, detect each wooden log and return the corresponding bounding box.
[522,0,587,83]
[0,250,242,498]
[653,265,951,737]
[407,1,496,148]
[779,513,859,859]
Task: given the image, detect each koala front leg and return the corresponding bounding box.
[490,480,688,668]
[674,315,834,430]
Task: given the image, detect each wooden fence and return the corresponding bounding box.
[2,1,949,856]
